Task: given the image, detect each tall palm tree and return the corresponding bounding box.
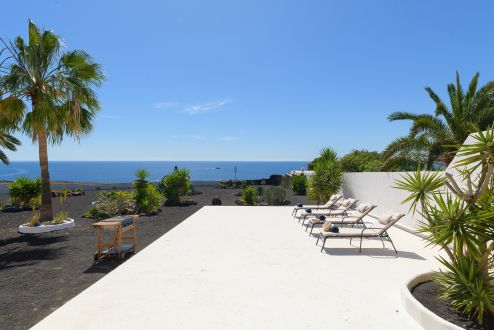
[383,72,494,170]
[0,131,20,164]
[0,21,104,221]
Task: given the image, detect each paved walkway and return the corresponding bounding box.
[33,206,439,329]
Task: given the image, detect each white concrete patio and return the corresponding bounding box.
[32,206,440,330]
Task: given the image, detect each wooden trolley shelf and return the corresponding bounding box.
[92,215,138,261]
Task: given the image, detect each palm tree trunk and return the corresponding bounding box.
[38,129,53,221]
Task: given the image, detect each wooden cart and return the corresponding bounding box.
[92,215,138,261]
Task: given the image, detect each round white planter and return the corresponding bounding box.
[18,218,75,234]
[401,272,462,330]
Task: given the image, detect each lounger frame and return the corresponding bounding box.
[316,213,405,254]
[292,195,343,217]
[306,204,377,235]
[299,199,358,226]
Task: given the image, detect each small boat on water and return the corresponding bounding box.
[215,167,221,170]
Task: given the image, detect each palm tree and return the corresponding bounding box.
[383,72,494,170]
[0,21,104,221]
[0,131,20,164]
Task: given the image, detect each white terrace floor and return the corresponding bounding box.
[33,206,441,330]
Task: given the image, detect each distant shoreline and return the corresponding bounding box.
[0,180,223,196]
[0,160,306,183]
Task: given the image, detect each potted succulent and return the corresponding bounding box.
[397,128,494,329]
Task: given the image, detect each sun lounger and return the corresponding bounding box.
[292,194,342,217]
[298,198,358,226]
[306,203,377,235]
[316,211,405,253]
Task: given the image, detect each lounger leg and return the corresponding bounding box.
[320,237,326,252]
[359,236,363,253]
[316,235,320,245]
[309,223,315,236]
[379,237,385,248]
[388,236,398,254]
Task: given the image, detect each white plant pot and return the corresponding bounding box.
[401,272,462,330]
[18,218,75,234]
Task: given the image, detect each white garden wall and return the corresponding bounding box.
[341,171,442,232]
[341,132,484,232]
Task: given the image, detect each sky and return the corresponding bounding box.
[1,0,494,161]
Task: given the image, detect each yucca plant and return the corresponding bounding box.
[395,127,494,324]
[264,186,286,205]
[241,186,257,205]
[308,148,343,205]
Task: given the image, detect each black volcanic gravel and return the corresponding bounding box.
[0,186,309,330]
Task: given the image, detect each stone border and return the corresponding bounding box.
[401,272,462,330]
[18,218,75,234]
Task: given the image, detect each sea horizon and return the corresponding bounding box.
[0,160,309,183]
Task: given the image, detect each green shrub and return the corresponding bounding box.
[87,206,102,218]
[8,177,41,208]
[53,211,69,224]
[264,187,286,205]
[256,186,264,196]
[339,150,382,172]
[242,186,257,205]
[159,168,191,206]
[28,212,41,227]
[91,191,135,218]
[212,195,222,205]
[29,195,41,210]
[139,184,163,214]
[281,175,290,189]
[291,175,307,195]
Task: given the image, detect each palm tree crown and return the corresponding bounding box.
[383,72,494,170]
[0,20,104,220]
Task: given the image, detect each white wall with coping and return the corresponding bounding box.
[342,171,441,231]
[341,132,482,233]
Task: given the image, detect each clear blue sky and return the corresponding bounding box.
[2,0,493,161]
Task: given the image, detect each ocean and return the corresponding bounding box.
[0,161,308,183]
